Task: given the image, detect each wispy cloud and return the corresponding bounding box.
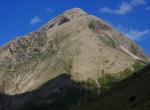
[99,0,147,15]
[46,8,53,13]
[30,16,41,24]
[117,25,150,41]
[145,7,150,11]
[127,29,149,40]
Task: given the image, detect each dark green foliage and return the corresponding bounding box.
[82,78,97,88]
[98,60,147,94]
[77,60,147,101]
[115,61,147,81]
[77,65,150,110]
[97,69,133,93]
[82,78,100,98]
[116,68,133,81]
[133,60,147,71]
[98,74,117,93]
[1,61,148,110]
[106,36,118,48]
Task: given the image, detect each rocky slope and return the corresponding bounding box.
[0,8,149,96]
[77,64,150,110]
[0,64,149,110]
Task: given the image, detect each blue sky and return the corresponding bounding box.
[0,0,150,56]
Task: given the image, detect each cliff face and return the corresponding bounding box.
[0,8,149,95]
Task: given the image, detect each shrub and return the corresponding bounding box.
[98,74,117,92]
[133,60,147,72]
[116,68,133,81]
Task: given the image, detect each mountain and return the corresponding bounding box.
[77,64,150,110]
[0,8,149,110]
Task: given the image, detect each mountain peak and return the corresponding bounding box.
[42,8,88,29]
[64,8,87,15]
[0,7,149,96]
[62,8,88,19]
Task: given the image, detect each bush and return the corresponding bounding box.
[116,68,133,81]
[133,60,147,72]
[98,74,117,92]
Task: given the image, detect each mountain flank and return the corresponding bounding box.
[0,8,149,96]
[77,64,150,110]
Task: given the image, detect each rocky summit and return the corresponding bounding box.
[0,8,149,110]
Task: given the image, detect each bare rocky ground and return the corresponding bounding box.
[0,8,149,110]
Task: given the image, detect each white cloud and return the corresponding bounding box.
[131,0,146,6]
[46,8,53,13]
[116,25,150,41]
[30,16,41,24]
[99,0,147,14]
[127,29,149,40]
[146,7,150,11]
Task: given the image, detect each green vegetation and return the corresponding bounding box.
[106,36,118,48]
[98,74,117,93]
[0,60,148,110]
[81,78,97,88]
[80,78,99,97]
[81,60,147,96]
[133,60,148,71]
[115,68,133,81]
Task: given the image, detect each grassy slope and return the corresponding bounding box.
[77,64,150,110]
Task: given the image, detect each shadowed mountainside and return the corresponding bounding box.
[0,65,149,110]
[0,74,85,110]
[77,64,150,110]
